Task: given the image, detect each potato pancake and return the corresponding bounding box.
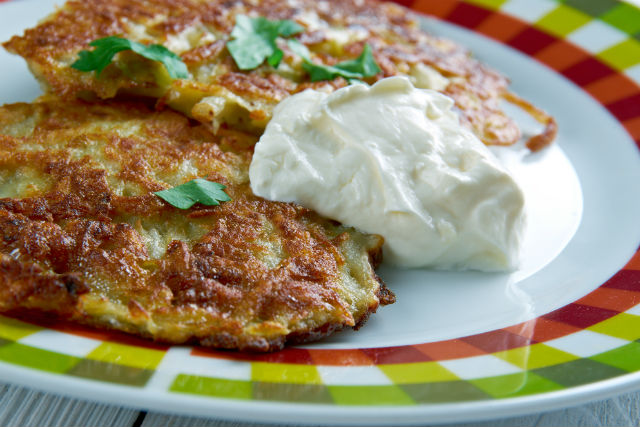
[3,0,556,150]
[0,100,392,352]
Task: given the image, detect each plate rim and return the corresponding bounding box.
[0,0,640,424]
[2,360,640,425]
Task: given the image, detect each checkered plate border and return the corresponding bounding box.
[0,0,639,410]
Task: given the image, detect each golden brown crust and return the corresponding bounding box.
[502,91,558,151]
[3,0,555,148]
[0,100,391,352]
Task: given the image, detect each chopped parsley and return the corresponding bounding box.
[300,43,381,82]
[71,36,189,79]
[226,15,381,83]
[154,179,231,210]
[226,15,304,70]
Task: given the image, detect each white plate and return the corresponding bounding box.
[0,0,639,425]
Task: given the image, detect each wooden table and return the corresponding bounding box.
[1,381,640,426]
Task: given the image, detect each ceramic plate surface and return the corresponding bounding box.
[0,0,639,424]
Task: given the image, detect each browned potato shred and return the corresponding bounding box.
[0,0,556,351]
[0,101,392,352]
[3,0,556,149]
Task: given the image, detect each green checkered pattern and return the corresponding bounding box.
[501,0,640,74]
[462,0,640,80]
[2,308,640,404]
[0,317,165,386]
[169,310,640,404]
[0,0,639,407]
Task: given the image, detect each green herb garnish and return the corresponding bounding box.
[286,38,311,60]
[302,44,381,82]
[154,179,231,210]
[71,36,189,79]
[227,15,304,70]
[226,15,381,83]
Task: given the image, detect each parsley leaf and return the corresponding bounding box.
[286,38,311,59]
[225,15,381,83]
[154,179,231,210]
[227,15,304,70]
[72,36,189,79]
[302,44,381,82]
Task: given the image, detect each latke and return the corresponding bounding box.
[3,0,556,150]
[0,100,393,352]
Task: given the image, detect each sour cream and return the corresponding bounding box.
[249,77,526,271]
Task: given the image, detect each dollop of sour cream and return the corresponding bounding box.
[249,77,526,271]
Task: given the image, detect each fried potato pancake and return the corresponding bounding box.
[0,100,393,352]
[3,0,556,150]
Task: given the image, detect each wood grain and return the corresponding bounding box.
[1,381,640,426]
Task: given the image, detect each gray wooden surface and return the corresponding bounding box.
[1,380,639,426]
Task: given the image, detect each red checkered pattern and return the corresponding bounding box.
[3,0,639,366]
